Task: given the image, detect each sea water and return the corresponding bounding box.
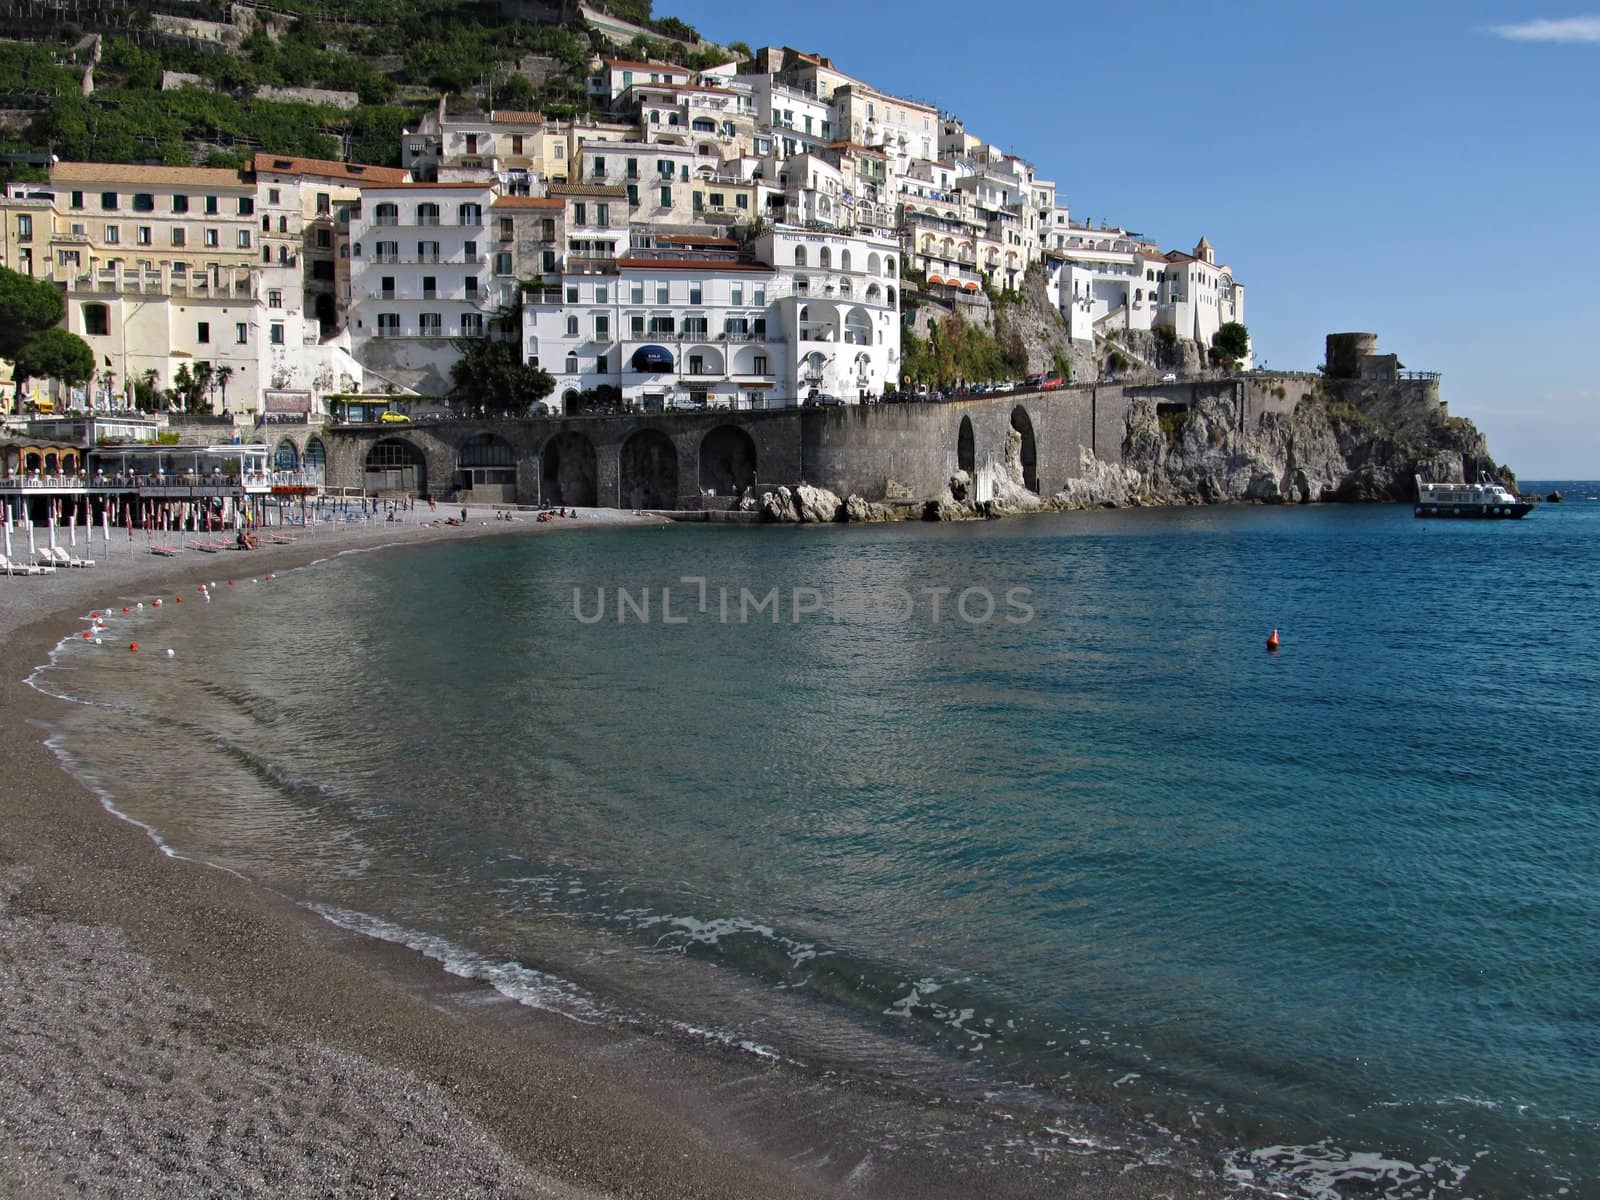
[33,495,1600,1198]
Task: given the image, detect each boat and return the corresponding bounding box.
[1414,473,1534,519]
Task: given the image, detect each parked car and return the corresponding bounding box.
[1040,374,1065,391]
[379,411,411,423]
[993,380,1016,393]
[1160,372,1178,383]
[1024,373,1045,390]
[806,392,843,407]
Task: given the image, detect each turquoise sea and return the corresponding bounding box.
[33,488,1600,1198]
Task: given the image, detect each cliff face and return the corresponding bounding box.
[1078,383,1508,510]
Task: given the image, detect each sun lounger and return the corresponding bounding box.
[187,539,221,553]
[150,544,182,557]
[46,546,95,568]
[0,554,47,576]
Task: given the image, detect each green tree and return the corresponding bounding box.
[1211,322,1250,369]
[0,267,95,387]
[727,41,753,61]
[449,339,554,416]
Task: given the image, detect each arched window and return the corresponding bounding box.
[565,352,579,374]
[566,315,578,337]
[417,202,440,226]
[794,246,807,267]
[840,249,851,272]
[374,202,398,226]
[819,247,832,269]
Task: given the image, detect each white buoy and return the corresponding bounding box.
[94,638,102,646]
[137,602,144,610]
[166,648,175,658]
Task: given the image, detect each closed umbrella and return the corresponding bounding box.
[3,518,11,564]
[27,518,36,558]
[69,501,77,548]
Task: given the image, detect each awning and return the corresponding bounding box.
[963,281,980,291]
[928,275,945,284]
[632,345,674,372]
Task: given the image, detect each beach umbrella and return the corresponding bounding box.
[27,518,36,557]
[48,509,56,551]
[102,504,110,559]
[69,501,77,548]
[3,519,11,563]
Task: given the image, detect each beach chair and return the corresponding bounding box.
[30,555,58,574]
[47,546,94,568]
[1,554,45,576]
[150,544,182,557]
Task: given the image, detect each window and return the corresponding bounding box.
[420,313,442,335]
[731,286,743,305]
[511,135,524,155]
[377,313,399,336]
[197,322,211,344]
[57,250,80,268]
[70,190,84,209]
[236,322,248,344]
[238,230,251,248]
[753,354,768,374]
[630,315,645,336]
[656,284,669,304]
[626,184,639,206]
[592,156,605,178]
[541,249,556,272]
[573,202,586,225]
[263,214,273,232]
[461,312,484,336]
[659,186,672,208]
[682,316,707,336]
[753,287,765,306]
[596,202,609,226]
[693,191,704,212]
[464,239,477,262]
[100,192,118,211]
[465,133,478,154]
[596,355,608,374]
[493,251,512,275]
[316,193,330,215]
[689,284,702,305]
[631,284,644,304]
[565,353,578,373]
[270,322,285,345]
[15,213,32,241]
[566,315,579,336]
[238,198,254,215]
[710,193,725,209]
[566,285,579,303]
[379,275,396,298]
[458,202,481,225]
[795,246,808,267]
[312,260,334,281]
[648,315,675,335]
[205,228,219,247]
[204,196,219,215]
[658,159,673,178]
[375,202,398,226]
[316,228,331,249]
[497,217,513,243]
[172,194,189,213]
[82,303,109,336]
[137,226,152,246]
[267,188,280,204]
[626,157,638,179]
[375,240,398,262]
[422,275,437,298]
[594,314,609,337]
[417,203,440,226]
[171,228,185,247]
[595,285,608,303]
[268,289,282,308]
[418,240,440,262]
[132,193,154,212]
[104,225,119,245]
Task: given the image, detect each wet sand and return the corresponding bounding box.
[0,508,1235,1199]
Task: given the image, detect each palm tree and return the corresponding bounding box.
[216,364,234,413]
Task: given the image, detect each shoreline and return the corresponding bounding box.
[0,508,1235,1199]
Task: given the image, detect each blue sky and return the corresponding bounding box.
[663,1,1598,476]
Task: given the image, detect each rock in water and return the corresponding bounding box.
[759,486,799,523]
[843,494,893,523]
[1547,491,1563,503]
[793,484,843,523]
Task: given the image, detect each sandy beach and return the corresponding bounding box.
[0,506,1232,1200]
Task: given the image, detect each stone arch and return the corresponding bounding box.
[866,282,882,302]
[731,345,767,374]
[1010,406,1038,494]
[619,428,678,510]
[541,431,596,507]
[273,438,299,472]
[844,306,872,346]
[886,286,896,305]
[684,344,725,376]
[303,436,326,484]
[699,425,756,495]
[958,415,975,476]
[364,438,426,495]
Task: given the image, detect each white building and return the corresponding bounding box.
[347,181,499,396]
[1157,238,1247,358]
[525,248,781,412]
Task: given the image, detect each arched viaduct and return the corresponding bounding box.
[321,380,1282,509]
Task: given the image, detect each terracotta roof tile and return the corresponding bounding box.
[52,162,249,188]
[252,153,408,184]
[489,110,545,125]
[492,196,564,209]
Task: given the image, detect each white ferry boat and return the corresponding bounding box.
[1414,474,1534,519]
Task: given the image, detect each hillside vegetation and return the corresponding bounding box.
[0,1,734,175]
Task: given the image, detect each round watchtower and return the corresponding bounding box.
[1325,333,1379,380]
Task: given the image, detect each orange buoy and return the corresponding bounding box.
[153,599,162,607]
[175,596,183,603]
[1266,629,1280,651]
[129,642,139,652]
[122,606,130,613]
[83,631,91,640]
